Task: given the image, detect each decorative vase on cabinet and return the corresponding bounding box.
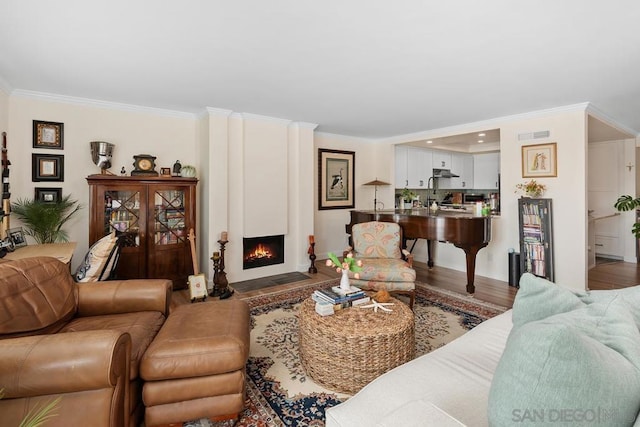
[87,175,198,289]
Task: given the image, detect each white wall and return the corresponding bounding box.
[372,106,589,290]
[2,92,612,291]
[315,107,591,291]
[500,109,587,289]
[7,95,197,270]
[313,132,390,257]
[205,111,316,283]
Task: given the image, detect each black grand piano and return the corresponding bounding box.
[346,209,491,293]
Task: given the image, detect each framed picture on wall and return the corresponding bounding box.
[33,120,64,149]
[32,153,64,182]
[34,187,62,203]
[522,142,557,178]
[318,148,355,210]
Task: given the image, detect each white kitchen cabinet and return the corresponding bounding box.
[395,146,432,188]
[441,153,474,190]
[394,145,409,188]
[473,152,500,189]
[432,151,451,170]
[407,147,432,188]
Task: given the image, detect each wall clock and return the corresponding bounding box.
[131,154,158,176]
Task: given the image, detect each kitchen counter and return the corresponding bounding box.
[377,207,497,218]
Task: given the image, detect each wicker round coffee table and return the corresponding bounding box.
[298,296,415,394]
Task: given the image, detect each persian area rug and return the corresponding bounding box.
[187,280,507,427]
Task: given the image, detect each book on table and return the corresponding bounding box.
[314,287,364,304]
[314,296,371,315]
[331,285,363,296]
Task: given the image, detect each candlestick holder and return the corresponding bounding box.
[211,239,233,299]
[308,242,317,274]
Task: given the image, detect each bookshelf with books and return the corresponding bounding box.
[518,197,554,281]
[87,175,197,289]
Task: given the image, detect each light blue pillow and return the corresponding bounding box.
[587,287,640,329]
[512,273,588,328]
[514,273,640,330]
[488,301,640,426]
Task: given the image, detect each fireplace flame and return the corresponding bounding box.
[246,243,274,261]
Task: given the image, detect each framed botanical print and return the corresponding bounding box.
[33,120,64,149]
[318,149,355,210]
[522,142,557,178]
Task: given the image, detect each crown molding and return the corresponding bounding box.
[240,112,292,126]
[379,103,594,145]
[585,102,638,137]
[290,121,318,131]
[314,131,374,144]
[204,107,233,118]
[11,89,197,119]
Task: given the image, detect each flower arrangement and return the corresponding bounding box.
[515,179,546,197]
[326,252,363,279]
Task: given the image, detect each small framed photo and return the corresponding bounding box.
[111,221,130,232]
[7,227,27,248]
[188,273,208,302]
[318,148,355,210]
[33,120,64,149]
[522,142,557,178]
[32,154,64,182]
[161,167,171,177]
[35,187,62,203]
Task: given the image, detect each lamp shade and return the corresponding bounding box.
[363,179,390,186]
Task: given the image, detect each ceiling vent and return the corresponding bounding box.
[518,130,550,141]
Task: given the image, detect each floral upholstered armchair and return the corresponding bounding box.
[346,221,416,308]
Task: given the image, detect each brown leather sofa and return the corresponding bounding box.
[0,257,171,427]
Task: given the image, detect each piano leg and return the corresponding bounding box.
[457,243,488,294]
[426,240,434,268]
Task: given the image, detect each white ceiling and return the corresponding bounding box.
[1,1,639,140]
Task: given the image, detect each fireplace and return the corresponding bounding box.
[243,235,285,269]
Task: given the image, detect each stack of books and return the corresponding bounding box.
[313,286,370,316]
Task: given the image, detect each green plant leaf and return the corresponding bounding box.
[614,195,640,212]
[11,196,81,244]
[327,252,341,267]
[18,397,61,427]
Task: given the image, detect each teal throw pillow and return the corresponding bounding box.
[512,273,588,328]
[488,301,640,426]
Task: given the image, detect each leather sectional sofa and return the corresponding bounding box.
[0,256,171,426]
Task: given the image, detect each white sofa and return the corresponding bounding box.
[325,310,513,426]
[326,273,640,427]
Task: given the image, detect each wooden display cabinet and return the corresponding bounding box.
[87,175,197,289]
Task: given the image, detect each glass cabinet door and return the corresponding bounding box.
[153,189,187,245]
[104,190,141,246]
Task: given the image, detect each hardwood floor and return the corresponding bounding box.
[588,259,640,290]
[172,258,640,309]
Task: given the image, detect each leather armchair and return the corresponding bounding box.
[0,257,171,427]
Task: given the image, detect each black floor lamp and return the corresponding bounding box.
[363,179,390,211]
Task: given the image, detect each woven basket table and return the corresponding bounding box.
[298,296,415,394]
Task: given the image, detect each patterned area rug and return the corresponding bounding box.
[186,280,506,427]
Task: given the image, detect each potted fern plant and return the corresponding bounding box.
[11,195,81,244]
